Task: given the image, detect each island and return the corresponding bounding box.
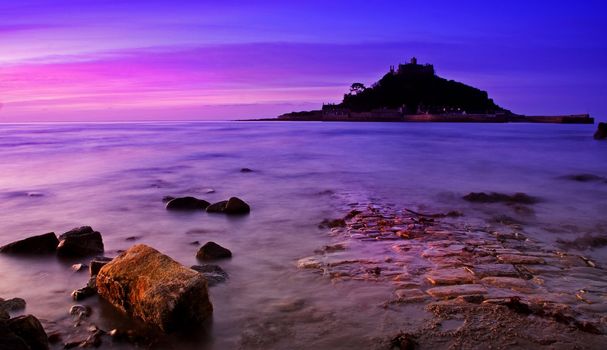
[262,58,593,124]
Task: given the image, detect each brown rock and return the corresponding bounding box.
[481,276,532,290]
[96,244,213,332]
[465,264,520,278]
[0,232,58,255]
[497,254,545,265]
[7,315,49,350]
[426,284,488,299]
[165,196,209,211]
[196,242,232,260]
[57,227,104,257]
[426,268,474,285]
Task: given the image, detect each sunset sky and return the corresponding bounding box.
[0,1,605,121]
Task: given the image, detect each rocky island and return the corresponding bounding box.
[267,58,594,124]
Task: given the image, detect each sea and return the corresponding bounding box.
[0,121,606,349]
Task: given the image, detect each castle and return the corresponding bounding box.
[389,57,435,76]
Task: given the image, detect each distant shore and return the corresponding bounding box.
[248,112,594,124]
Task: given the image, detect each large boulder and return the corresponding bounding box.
[96,244,213,332]
[206,197,250,215]
[594,122,607,140]
[0,233,58,255]
[57,227,104,257]
[196,242,232,260]
[165,197,210,211]
[5,315,49,350]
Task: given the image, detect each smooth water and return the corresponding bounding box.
[0,121,606,349]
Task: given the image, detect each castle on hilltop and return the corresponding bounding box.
[389,57,435,76]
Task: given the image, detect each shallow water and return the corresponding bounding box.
[0,121,606,348]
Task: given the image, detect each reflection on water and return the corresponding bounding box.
[0,121,606,348]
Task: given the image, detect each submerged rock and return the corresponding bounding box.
[5,315,49,350]
[96,244,213,332]
[240,168,254,173]
[561,174,606,182]
[0,232,58,255]
[594,122,607,140]
[318,218,346,229]
[463,192,538,204]
[57,227,104,257]
[190,264,229,286]
[196,242,232,260]
[206,197,250,215]
[0,298,26,312]
[165,196,210,211]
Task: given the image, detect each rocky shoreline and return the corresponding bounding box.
[298,193,607,348]
[0,195,248,349]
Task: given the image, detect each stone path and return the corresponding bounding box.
[298,200,607,337]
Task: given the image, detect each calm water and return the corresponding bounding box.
[0,121,606,349]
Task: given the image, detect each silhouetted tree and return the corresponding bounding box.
[349,83,366,95]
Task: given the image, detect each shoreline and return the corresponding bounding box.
[246,113,595,124]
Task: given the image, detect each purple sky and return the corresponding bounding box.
[0,0,605,121]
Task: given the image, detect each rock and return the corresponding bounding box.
[481,276,532,290]
[240,168,254,173]
[161,195,175,203]
[0,309,9,321]
[463,192,538,204]
[594,122,607,140]
[6,315,49,350]
[69,305,91,319]
[57,227,104,257]
[96,244,213,332]
[464,264,520,278]
[426,284,488,299]
[297,257,322,269]
[206,197,250,215]
[0,232,58,255]
[562,174,606,182]
[71,287,96,301]
[89,257,112,276]
[318,218,346,229]
[394,289,429,303]
[205,200,228,213]
[190,264,229,286]
[196,242,232,260]
[165,196,209,211]
[389,333,417,350]
[71,263,87,272]
[497,254,545,265]
[426,268,474,285]
[0,298,26,312]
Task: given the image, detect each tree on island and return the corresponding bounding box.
[349,82,366,95]
[339,60,508,115]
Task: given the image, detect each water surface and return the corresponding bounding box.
[0,121,606,348]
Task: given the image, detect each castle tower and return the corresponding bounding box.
[410,57,417,65]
